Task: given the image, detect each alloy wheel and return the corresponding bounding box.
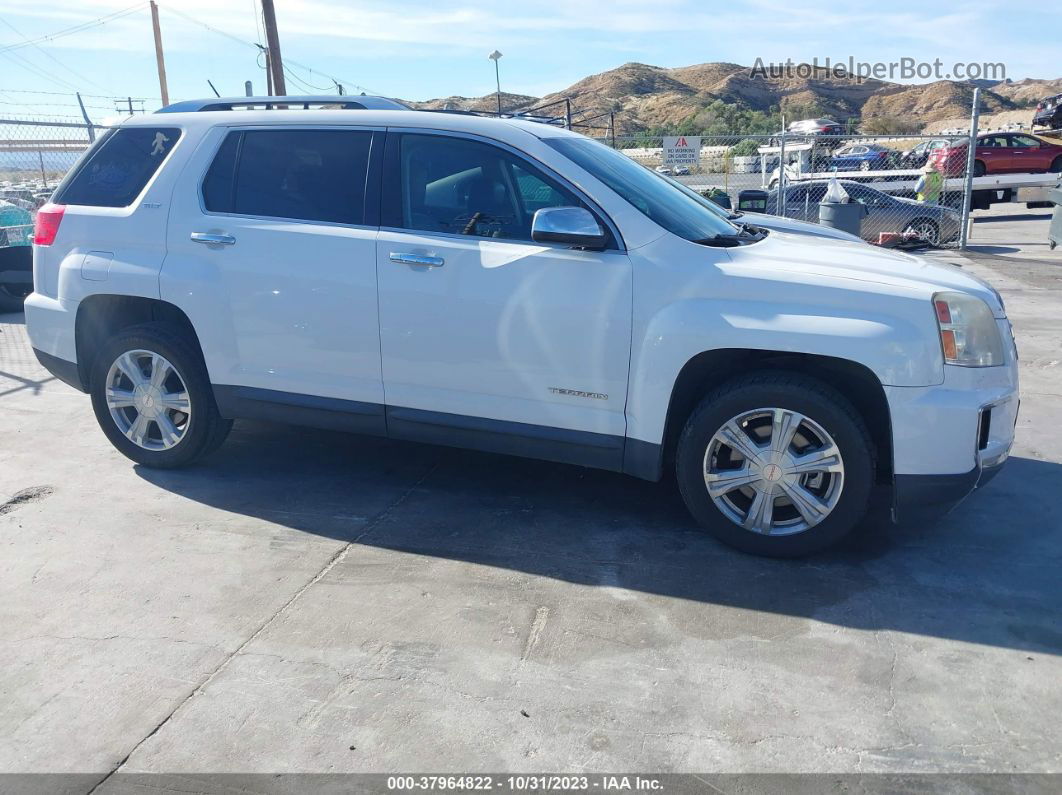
[105,349,191,451]
[703,407,845,536]
[905,220,939,245]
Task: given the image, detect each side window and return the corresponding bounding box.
[1010,135,1039,148]
[510,163,570,214]
[202,132,240,212]
[805,185,828,203]
[204,129,372,224]
[55,127,180,207]
[785,186,807,204]
[394,134,584,242]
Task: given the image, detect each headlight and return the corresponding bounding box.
[933,292,1005,367]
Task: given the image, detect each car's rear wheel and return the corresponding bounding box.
[859,160,871,172]
[1049,156,1062,174]
[89,322,231,468]
[676,372,874,557]
[0,282,30,313]
[904,218,940,245]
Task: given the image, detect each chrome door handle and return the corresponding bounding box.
[191,232,236,245]
[390,252,444,267]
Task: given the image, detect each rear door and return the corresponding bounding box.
[977,135,1011,173]
[163,126,385,426]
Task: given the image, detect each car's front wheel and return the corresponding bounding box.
[904,218,940,245]
[676,372,874,557]
[89,322,231,467]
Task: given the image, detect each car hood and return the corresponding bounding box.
[743,212,864,243]
[729,230,1006,317]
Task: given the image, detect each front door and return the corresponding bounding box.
[375,131,632,464]
[1008,134,1047,172]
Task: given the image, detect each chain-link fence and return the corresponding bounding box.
[0,118,97,243]
[605,132,974,247]
[2,118,101,307]
[0,117,1024,256]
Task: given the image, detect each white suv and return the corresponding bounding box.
[25,100,1019,556]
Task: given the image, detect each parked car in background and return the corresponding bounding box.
[26,103,1017,557]
[898,139,952,170]
[929,132,1062,177]
[764,180,961,245]
[654,165,673,176]
[788,118,844,137]
[0,199,34,312]
[672,165,691,176]
[660,174,866,244]
[830,144,896,172]
[1032,94,1062,130]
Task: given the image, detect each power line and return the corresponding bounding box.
[161,4,382,96]
[283,65,332,93]
[0,3,146,55]
[0,45,84,93]
[0,88,160,100]
[0,17,115,94]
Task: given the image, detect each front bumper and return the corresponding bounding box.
[886,327,1019,521]
[893,455,1008,522]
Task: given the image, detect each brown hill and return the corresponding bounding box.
[861,80,1016,124]
[406,91,538,114]
[991,78,1062,105]
[413,62,1054,134]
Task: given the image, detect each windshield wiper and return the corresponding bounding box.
[693,225,767,248]
[692,235,745,247]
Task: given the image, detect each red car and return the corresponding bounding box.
[928,132,1062,177]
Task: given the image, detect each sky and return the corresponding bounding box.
[0,0,1058,120]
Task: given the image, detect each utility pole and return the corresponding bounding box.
[255,44,273,95]
[149,1,169,106]
[261,0,287,96]
[75,92,95,142]
[959,88,982,250]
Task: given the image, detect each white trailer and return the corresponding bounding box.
[759,143,1061,207]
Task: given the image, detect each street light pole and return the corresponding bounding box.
[488,50,503,116]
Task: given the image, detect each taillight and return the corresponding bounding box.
[1037,103,1044,111]
[33,203,65,246]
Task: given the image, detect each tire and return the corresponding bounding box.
[1049,156,1062,174]
[89,322,231,468]
[973,160,986,177]
[675,372,874,557]
[859,160,871,172]
[0,283,29,313]
[903,218,940,246]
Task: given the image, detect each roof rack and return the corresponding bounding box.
[427,108,566,126]
[156,95,410,113]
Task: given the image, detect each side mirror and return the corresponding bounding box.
[531,207,607,250]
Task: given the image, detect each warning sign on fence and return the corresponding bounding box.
[662,136,702,167]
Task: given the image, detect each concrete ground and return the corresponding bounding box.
[1,207,1060,786]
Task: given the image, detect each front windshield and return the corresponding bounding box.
[546,137,739,241]
[658,174,739,220]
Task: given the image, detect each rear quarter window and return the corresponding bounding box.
[55,127,180,208]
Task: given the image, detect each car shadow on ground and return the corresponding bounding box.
[136,419,1062,656]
